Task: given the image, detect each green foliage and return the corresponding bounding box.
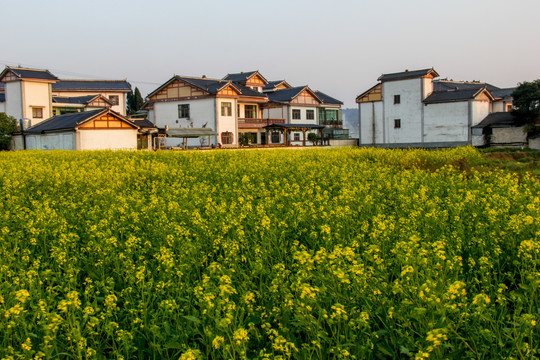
[0,112,18,150]
[239,133,254,146]
[0,147,538,359]
[127,87,145,115]
[512,80,540,124]
[307,132,319,145]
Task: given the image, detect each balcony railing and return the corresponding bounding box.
[319,119,343,128]
[238,118,286,128]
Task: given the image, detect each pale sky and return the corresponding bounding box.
[2,0,539,107]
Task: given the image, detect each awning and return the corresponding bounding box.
[167,128,218,138]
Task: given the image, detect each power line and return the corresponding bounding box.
[0,59,161,86]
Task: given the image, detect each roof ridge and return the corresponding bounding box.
[57,79,128,82]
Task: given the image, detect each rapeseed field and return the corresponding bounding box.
[0,147,538,359]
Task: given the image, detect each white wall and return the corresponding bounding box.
[25,132,76,150]
[383,78,423,144]
[0,102,4,113]
[23,81,52,126]
[154,98,217,147]
[359,102,383,145]
[423,101,469,143]
[217,98,237,145]
[76,129,137,150]
[471,100,491,126]
[491,126,527,147]
[5,82,23,120]
[289,106,317,125]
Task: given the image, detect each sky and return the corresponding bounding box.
[2,0,539,108]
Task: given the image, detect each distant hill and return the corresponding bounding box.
[342,108,358,139]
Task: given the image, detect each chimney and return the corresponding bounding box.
[202,75,207,79]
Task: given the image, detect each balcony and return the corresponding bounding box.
[238,118,286,129]
[319,119,343,128]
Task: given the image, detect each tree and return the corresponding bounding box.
[127,87,145,115]
[307,132,320,146]
[512,80,540,124]
[0,113,18,150]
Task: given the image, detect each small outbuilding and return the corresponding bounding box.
[471,112,527,148]
[13,108,139,150]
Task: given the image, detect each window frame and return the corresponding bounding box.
[394,119,401,129]
[221,131,233,145]
[306,109,314,120]
[221,102,232,116]
[178,104,190,118]
[244,104,257,119]
[294,133,300,141]
[292,109,301,120]
[109,95,120,106]
[394,95,401,104]
[32,107,43,119]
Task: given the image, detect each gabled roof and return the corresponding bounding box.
[52,95,113,106]
[233,83,267,98]
[147,75,240,98]
[0,66,58,81]
[423,88,494,104]
[267,86,321,103]
[132,119,156,129]
[356,83,381,102]
[223,71,269,84]
[314,91,343,105]
[263,80,292,91]
[53,80,131,92]
[25,109,137,134]
[472,112,521,129]
[433,79,500,93]
[378,68,439,82]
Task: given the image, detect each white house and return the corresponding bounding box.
[356,68,515,148]
[12,108,139,150]
[144,70,345,148]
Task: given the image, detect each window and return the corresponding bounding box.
[271,132,280,144]
[221,131,233,145]
[292,109,301,120]
[394,119,401,128]
[109,95,119,105]
[394,95,401,104]
[178,104,190,118]
[244,104,257,119]
[306,110,314,120]
[221,102,232,116]
[32,107,43,118]
[506,104,513,112]
[294,133,300,141]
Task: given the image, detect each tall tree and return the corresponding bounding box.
[512,80,540,124]
[127,87,145,115]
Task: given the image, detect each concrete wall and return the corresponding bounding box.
[154,98,218,147]
[23,81,53,126]
[76,129,137,150]
[471,99,491,126]
[217,98,237,146]
[382,78,423,144]
[359,101,383,145]
[424,101,469,143]
[529,137,540,150]
[5,82,23,120]
[0,102,4,113]
[25,132,76,150]
[491,126,527,147]
[329,139,358,147]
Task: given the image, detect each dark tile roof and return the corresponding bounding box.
[314,91,343,105]
[233,83,267,97]
[267,87,307,102]
[263,80,286,90]
[178,76,233,94]
[433,80,500,93]
[491,88,516,99]
[132,119,156,128]
[423,88,490,104]
[26,109,106,133]
[3,67,58,81]
[0,93,4,102]
[52,95,101,105]
[472,112,520,128]
[53,80,131,91]
[378,68,439,82]
[223,71,259,83]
